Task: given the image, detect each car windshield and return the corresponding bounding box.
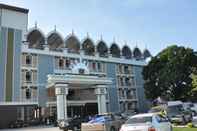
[155,114,169,122]
[126,116,152,124]
[167,105,184,115]
[189,103,194,107]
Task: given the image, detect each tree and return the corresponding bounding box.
[192,74,197,91]
[142,45,197,101]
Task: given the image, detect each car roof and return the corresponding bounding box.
[130,113,157,118]
[168,101,183,106]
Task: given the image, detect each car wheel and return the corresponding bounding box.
[192,111,196,116]
[110,127,116,131]
[73,126,78,131]
[10,124,14,128]
[182,116,186,125]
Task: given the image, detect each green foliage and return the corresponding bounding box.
[192,73,197,91]
[173,127,197,131]
[187,123,194,128]
[143,45,197,101]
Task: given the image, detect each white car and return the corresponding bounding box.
[120,113,172,131]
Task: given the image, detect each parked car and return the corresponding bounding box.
[9,120,28,128]
[59,116,87,131]
[81,113,124,131]
[27,119,41,126]
[167,101,192,124]
[149,101,193,124]
[183,102,197,116]
[120,113,172,131]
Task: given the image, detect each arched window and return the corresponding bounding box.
[47,32,64,51]
[27,29,45,49]
[110,43,120,58]
[122,45,132,59]
[97,41,108,57]
[65,35,80,53]
[82,38,95,56]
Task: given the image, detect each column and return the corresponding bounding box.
[95,85,107,114]
[21,107,25,121]
[55,84,68,121]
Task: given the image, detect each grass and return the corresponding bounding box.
[173,127,197,131]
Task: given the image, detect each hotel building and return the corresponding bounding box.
[0,4,151,128]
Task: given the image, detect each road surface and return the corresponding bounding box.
[0,126,61,131]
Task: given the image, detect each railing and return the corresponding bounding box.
[20,97,38,103]
[48,97,56,102]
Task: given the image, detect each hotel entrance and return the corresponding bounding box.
[67,103,98,118]
[47,60,112,123]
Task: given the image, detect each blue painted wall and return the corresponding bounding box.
[12,29,22,101]
[37,54,54,106]
[0,27,7,101]
[134,66,149,112]
[106,63,119,112]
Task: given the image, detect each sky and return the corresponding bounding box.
[0,0,197,55]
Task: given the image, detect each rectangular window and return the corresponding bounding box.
[65,59,70,68]
[25,71,32,83]
[26,88,31,99]
[119,65,122,73]
[92,62,96,70]
[97,62,101,72]
[120,77,124,86]
[26,55,32,65]
[125,77,131,86]
[124,65,129,74]
[59,59,64,69]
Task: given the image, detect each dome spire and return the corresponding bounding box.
[87,32,89,38]
[35,21,38,28]
[71,29,74,35]
[100,34,103,41]
[54,25,56,32]
[113,36,116,43]
[124,40,127,46]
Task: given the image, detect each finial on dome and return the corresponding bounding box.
[124,40,127,45]
[71,29,74,35]
[87,32,89,38]
[135,42,138,48]
[113,36,116,43]
[145,44,147,49]
[100,34,103,41]
[54,25,56,32]
[35,21,37,28]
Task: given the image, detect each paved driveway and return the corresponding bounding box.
[0,126,61,131]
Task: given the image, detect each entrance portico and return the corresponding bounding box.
[47,60,112,121]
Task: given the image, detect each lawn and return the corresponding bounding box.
[173,127,197,131]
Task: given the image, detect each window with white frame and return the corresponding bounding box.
[124,65,129,74]
[59,58,64,69]
[26,54,32,65]
[125,77,131,86]
[97,62,101,72]
[25,71,32,83]
[65,59,70,68]
[26,88,31,99]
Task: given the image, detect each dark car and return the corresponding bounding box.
[9,120,28,128]
[59,117,87,131]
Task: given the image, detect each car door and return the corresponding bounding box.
[154,115,171,131]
